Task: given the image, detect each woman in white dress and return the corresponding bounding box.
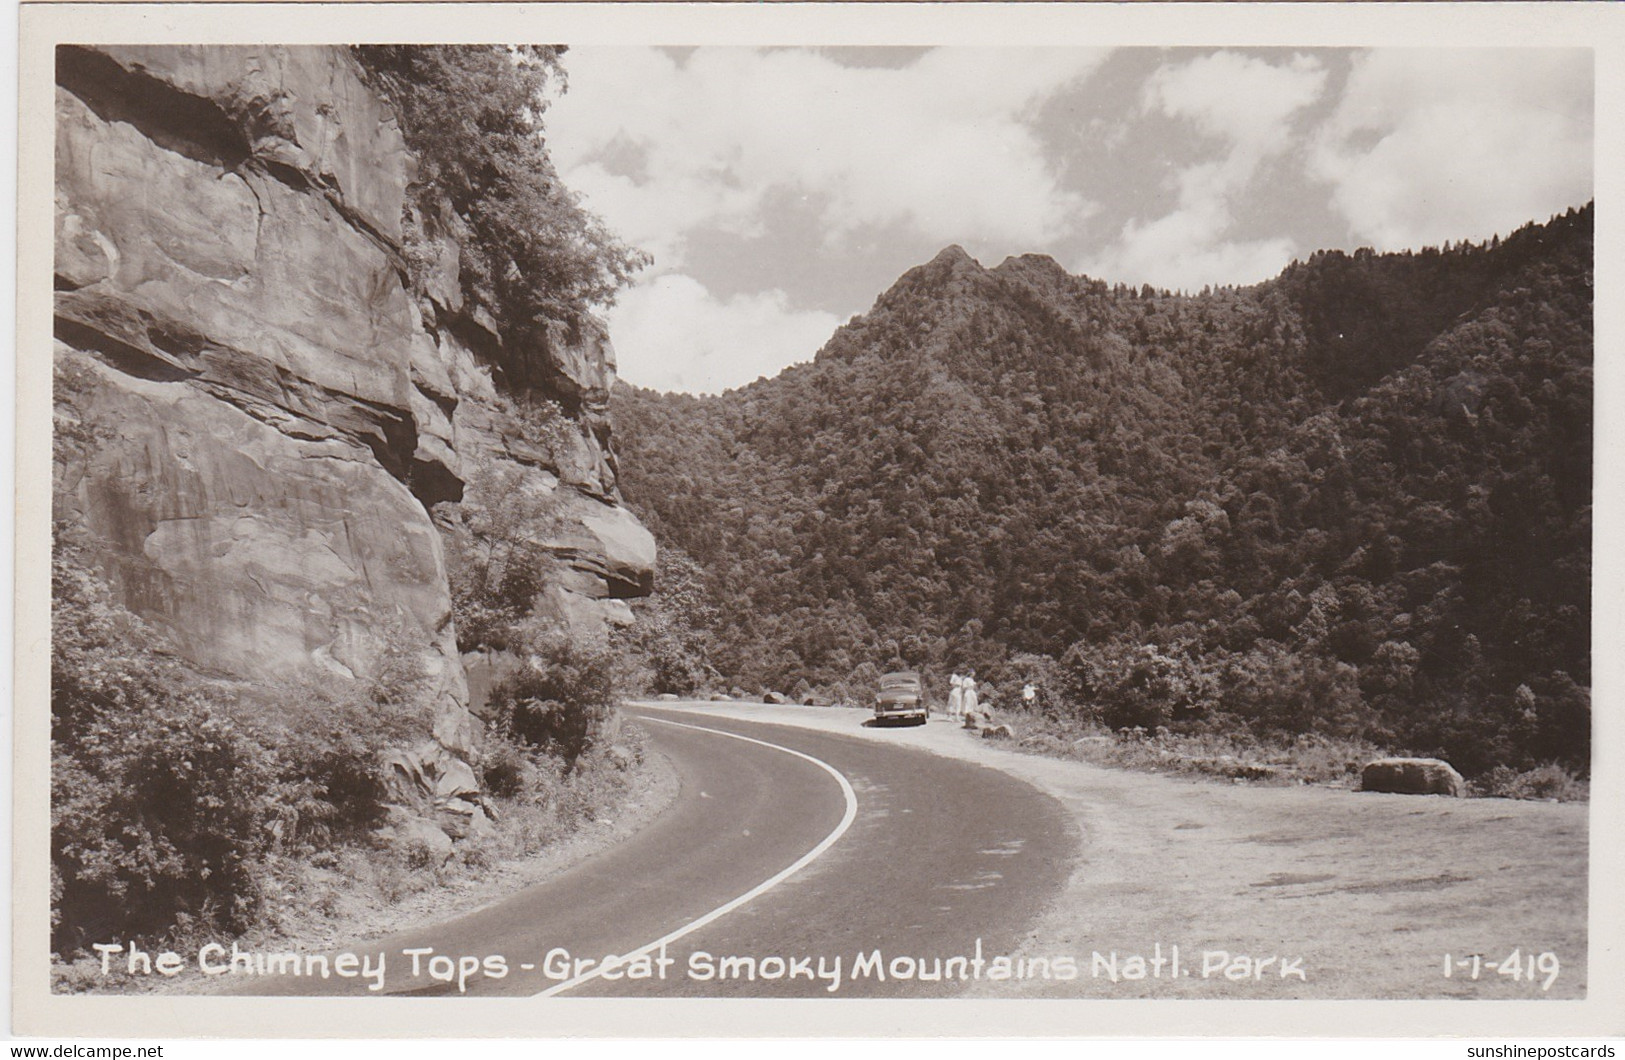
[947,673,965,719]
[962,671,979,717]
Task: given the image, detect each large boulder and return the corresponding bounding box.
[437,798,495,840]
[382,746,481,805]
[1360,757,1466,797]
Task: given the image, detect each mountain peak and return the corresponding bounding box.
[930,244,981,271]
[992,253,1072,290]
[870,243,988,312]
[994,252,1067,277]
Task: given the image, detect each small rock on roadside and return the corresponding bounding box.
[393,818,454,862]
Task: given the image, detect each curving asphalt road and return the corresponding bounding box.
[234,705,1077,998]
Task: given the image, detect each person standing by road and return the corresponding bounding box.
[948,672,965,719]
[963,670,979,717]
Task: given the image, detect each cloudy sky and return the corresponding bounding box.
[544,47,1593,395]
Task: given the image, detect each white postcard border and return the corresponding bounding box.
[13,1,1623,1039]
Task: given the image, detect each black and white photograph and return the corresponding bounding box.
[13,0,1623,1041]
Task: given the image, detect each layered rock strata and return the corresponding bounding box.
[52,45,653,774]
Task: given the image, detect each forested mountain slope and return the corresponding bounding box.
[614,205,1592,776]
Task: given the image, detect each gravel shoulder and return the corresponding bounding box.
[636,699,1588,1001]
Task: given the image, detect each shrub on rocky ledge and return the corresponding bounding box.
[485,626,621,768]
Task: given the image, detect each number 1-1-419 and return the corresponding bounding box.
[1442,951,1559,989]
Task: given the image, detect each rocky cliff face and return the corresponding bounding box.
[52,45,654,763]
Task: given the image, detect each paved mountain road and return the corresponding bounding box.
[239,706,1076,998]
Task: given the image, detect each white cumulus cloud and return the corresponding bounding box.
[1079,51,1327,291]
[1311,49,1592,250]
[547,46,1109,270]
[1087,204,1299,293]
[605,274,841,395]
[1147,50,1327,158]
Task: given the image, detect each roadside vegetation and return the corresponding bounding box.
[50,524,653,992]
[999,707,1586,800]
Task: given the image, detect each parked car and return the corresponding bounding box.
[874,670,927,726]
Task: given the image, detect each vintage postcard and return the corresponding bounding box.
[13,0,1623,1040]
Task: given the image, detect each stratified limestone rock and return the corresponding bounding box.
[501,314,617,417]
[54,83,437,483]
[556,492,658,600]
[55,346,472,748]
[79,44,410,244]
[53,44,478,754]
[439,342,654,629]
[52,44,656,771]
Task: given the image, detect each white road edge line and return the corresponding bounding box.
[533,714,860,998]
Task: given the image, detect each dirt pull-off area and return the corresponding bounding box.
[641,700,1587,1000]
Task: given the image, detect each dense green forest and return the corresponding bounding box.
[614,205,1593,778]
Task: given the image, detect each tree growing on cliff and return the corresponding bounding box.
[353,45,649,331]
[618,544,724,695]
